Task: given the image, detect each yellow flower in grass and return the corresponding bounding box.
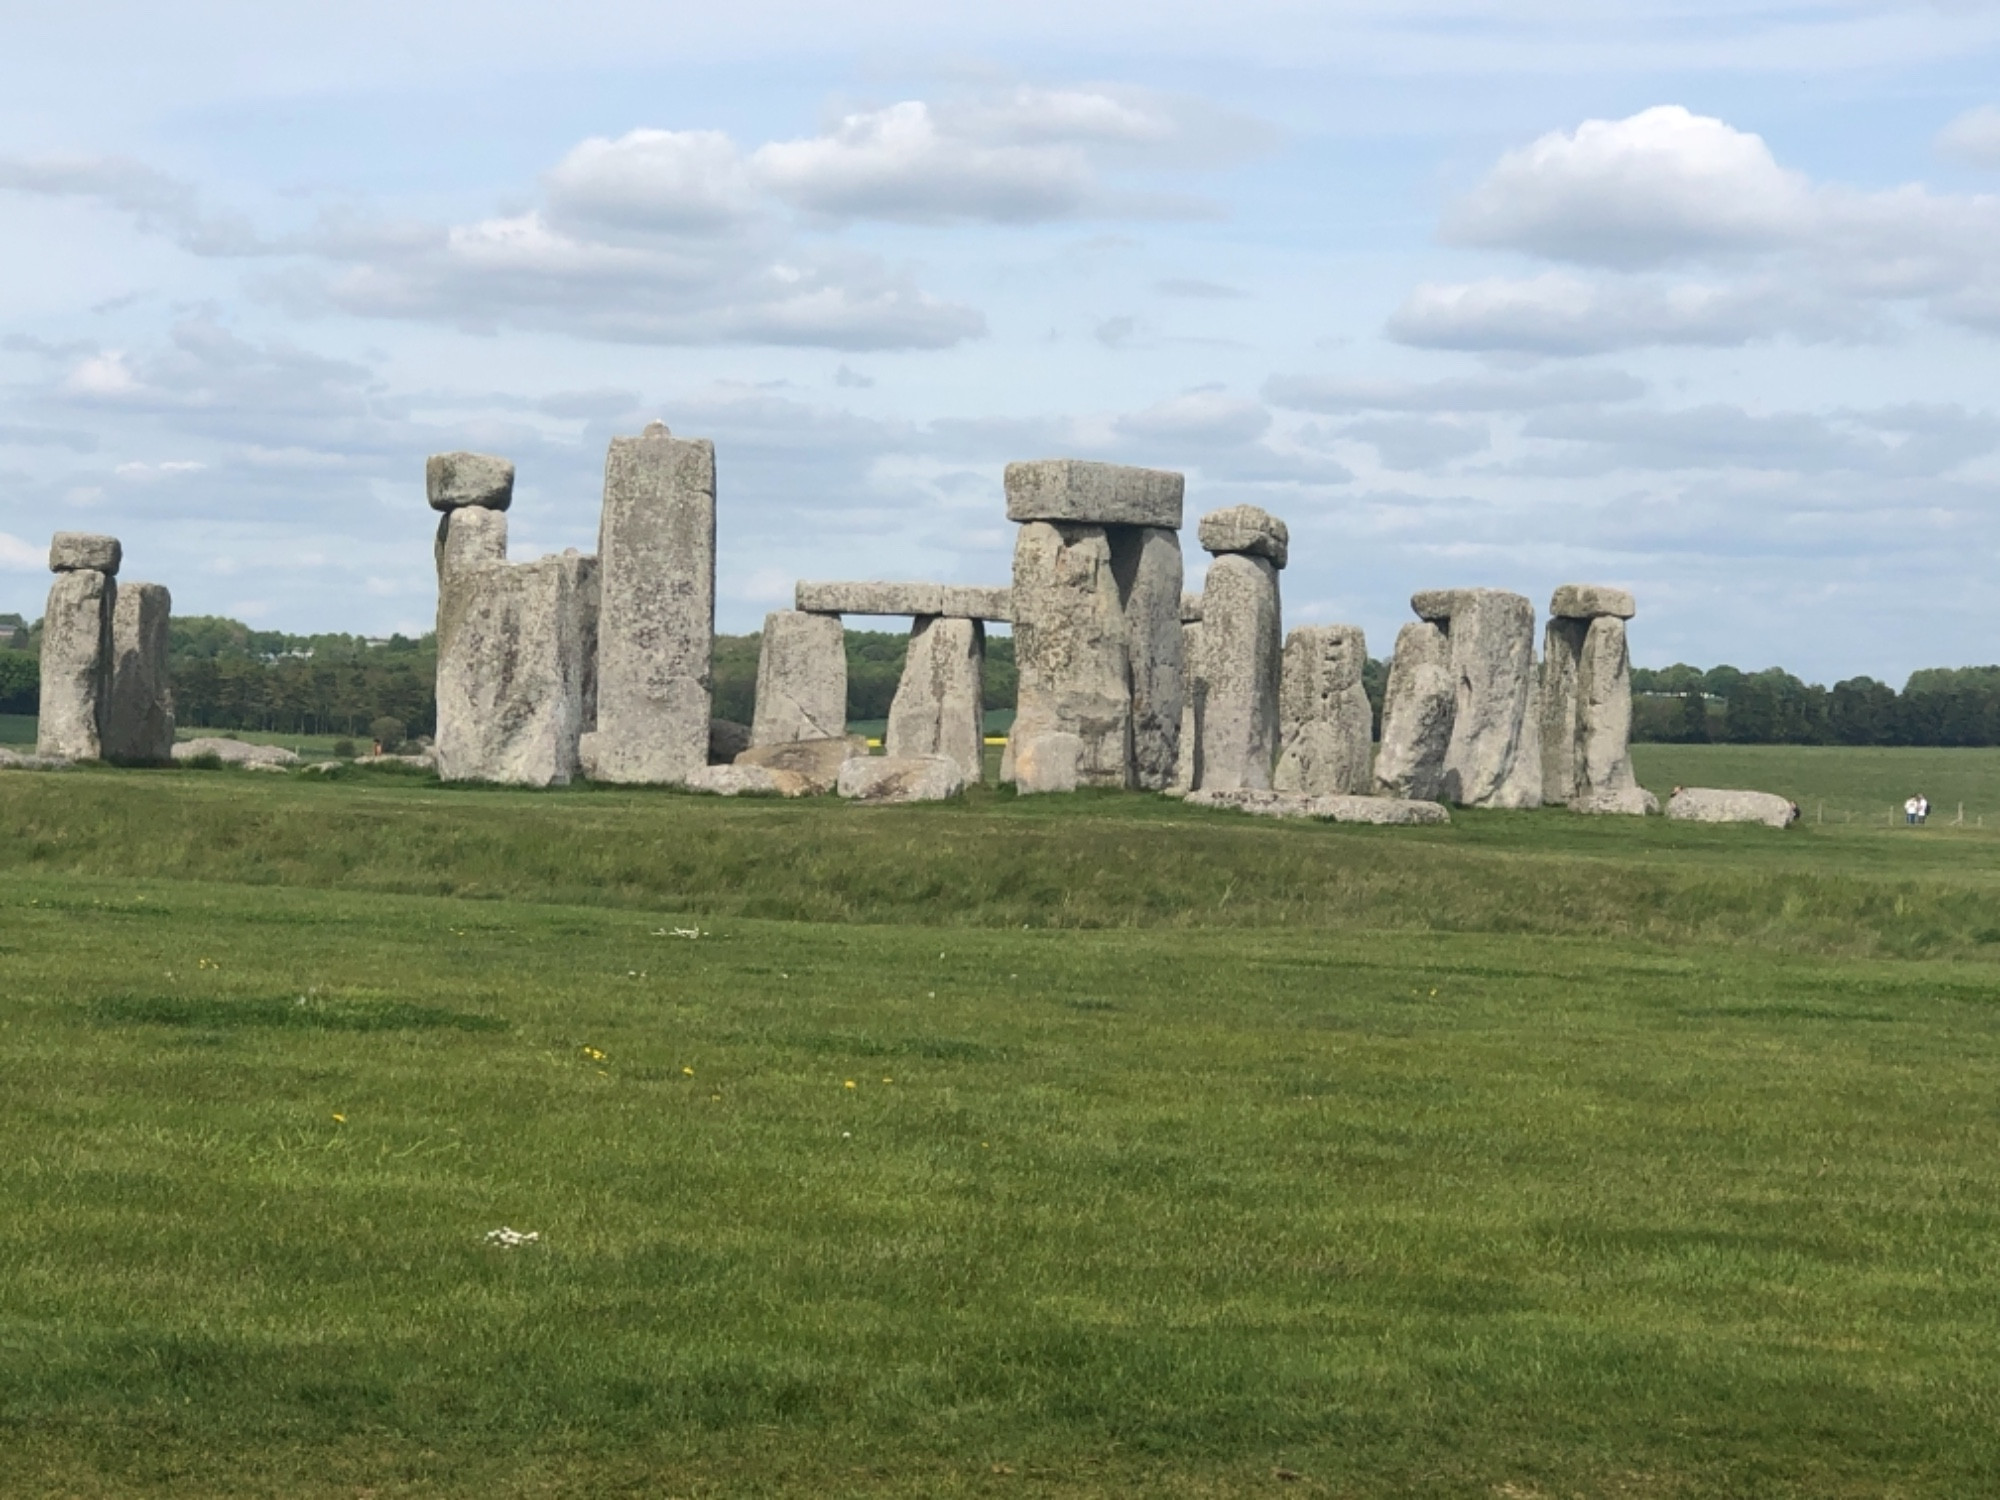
[581,1046,607,1062]
[332,1113,347,1124]
[682,1066,695,1077]
[844,1080,856,1090]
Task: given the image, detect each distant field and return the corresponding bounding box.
[1633,743,2000,823]
[4,757,1999,1497]
[0,712,32,746]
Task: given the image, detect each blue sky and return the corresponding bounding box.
[3,1,1998,683]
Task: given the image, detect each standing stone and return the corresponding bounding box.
[885,615,985,784]
[435,505,508,580]
[103,582,174,762]
[1539,616,1588,805]
[1195,506,1286,794]
[36,568,114,761]
[1413,589,1539,808]
[582,422,715,784]
[1579,616,1636,799]
[750,611,847,747]
[437,553,598,787]
[1007,521,1131,792]
[1169,619,1204,795]
[1274,624,1372,796]
[1374,621,1454,801]
[1112,526,1184,791]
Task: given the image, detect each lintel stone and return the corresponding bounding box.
[1549,583,1636,620]
[1003,459,1184,529]
[426,452,515,512]
[938,585,1013,622]
[796,581,944,617]
[1197,505,1288,568]
[50,532,121,575]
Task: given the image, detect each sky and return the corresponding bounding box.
[1,1,1998,684]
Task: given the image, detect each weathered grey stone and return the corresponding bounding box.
[1578,616,1636,800]
[683,764,811,797]
[1195,552,1282,793]
[837,753,965,803]
[1274,624,1372,796]
[35,568,113,760]
[708,718,753,764]
[1410,588,1483,623]
[172,737,298,766]
[1539,616,1587,805]
[1417,589,1540,808]
[1179,592,1203,623]
[1185,787,1451,825]
[1196,505,1289,568]
[750,611,848,747]
[435,505,508,578]
[1374,622,1453,800]
[796,581,945,617]
[241,761,290,774]
[1004,459,1184,528]
[1169,620,1204,795]
[1666,787,1798,827]
[438,554,599,787]
[50,532,121,575]
[103,582,174,762]
[426,452,515,512]
[1573,785,1659,816]
[1007,521,1132,792]
[885,616,985,783]
[735,734,868,794]
[0,747,71,771]
[1550,583,1636,620]
[1113,525,1184,791]
[938,585,1013,622]
[586,423,713,783]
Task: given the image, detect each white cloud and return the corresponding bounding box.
[1340,416,1490,470]
[63,351,139,396]
[1113,391,1271,447]
[1937,104,2000,168]
[0,532,44,570]
[1264,367,1645,413]
[1521,402,2000,478]
[1412,105,2000,353]
[544,129,757,234]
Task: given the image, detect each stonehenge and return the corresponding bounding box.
[1003,460,1185,794]
[1540,585,1642,812]
[884,615,985,783]
[1374,621,1454,800]
[36,532,171,764]
[751,611,847,746]
[1186,787,1451,825]
[1274,624,1372,797]
[582,423,715,784]
[1410,588,1542,809]
[1666,788,1797,827]
[103,582,175,762]
[1194,505,1285,793]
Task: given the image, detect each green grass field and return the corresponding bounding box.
[3,751,1999,1497]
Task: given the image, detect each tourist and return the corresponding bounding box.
[1906,795,1920,826]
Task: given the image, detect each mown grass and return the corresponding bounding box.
[2,757,1999,1496]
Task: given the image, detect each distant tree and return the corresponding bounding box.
[369,716,407,752]
[1677,691,1710,743]
[0,651,37,713]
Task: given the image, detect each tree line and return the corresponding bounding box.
[1631,664,2000,746]
[5,607,1995,747]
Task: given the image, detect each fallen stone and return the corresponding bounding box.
[708,717,753,764]
[50,532,121,575]
[1572,785,1660,816]
[103,581,175,762]
[750,610,849,747]
[1196,551,1282,792]
[886,616,985,783]
[242,761,290,774]
[438,553,598,787]
[1374,622,1453,801]
[0,747,71,771]
[1550,583,1636,620]
[1185,787,1450,825]
[172,737,299,766]
[837,753,965,804]
[938,585,1013,622]
[1421,589,1540,808]
[1003,459,1184,529]
[1196,505,1289,568]
[586,423,712,783]
[36,568,113,761]
[1008,521,1132,792]
[796,581,944,617]
[352,751,435,768]
[1114,525,1184,791]
[1274,624,1372,797]
[1666,787,1798,827]
[735,734,868,794]
[683,763,812,798]
[426,452,515,512]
